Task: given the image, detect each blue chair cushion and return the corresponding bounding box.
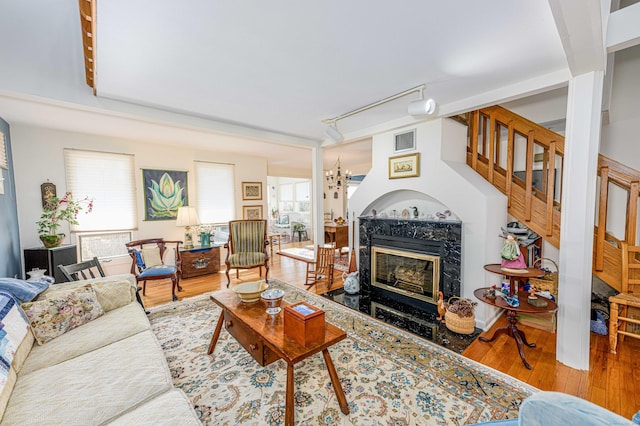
[138,265,177,278]
[134,250,146,270]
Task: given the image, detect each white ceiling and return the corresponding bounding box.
[96,0,567,142]
[0,0,596,173]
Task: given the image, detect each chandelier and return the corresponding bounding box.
[326,157,352,190]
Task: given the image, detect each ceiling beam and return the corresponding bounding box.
[607,1,640,52]
[548,0,607,75]
[78,0,96,93]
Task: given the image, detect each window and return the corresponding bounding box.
[295,181,310,212]
[0,131,7,169]
[279,183,293,213]
[195,161,235,224]
[64,149,137,260]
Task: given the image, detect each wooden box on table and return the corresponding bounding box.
[284,302,325,347]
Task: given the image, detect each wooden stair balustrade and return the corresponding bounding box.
[466,105,640,293]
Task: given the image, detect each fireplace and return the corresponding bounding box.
[359,217,461,315]
[371,246,440,305]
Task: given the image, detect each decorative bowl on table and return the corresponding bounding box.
[232,281,269,303]
[261,288,284,315]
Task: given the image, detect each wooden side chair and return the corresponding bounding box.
[225,219,269,287]
[125,238,183,301]
[58,257,105,282]
[305,245,335,290]
[609,242,640,354]
[58,256,147,311]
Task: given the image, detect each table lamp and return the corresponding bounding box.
[176,206,200,249]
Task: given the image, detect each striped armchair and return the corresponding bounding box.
[225,219,270,287]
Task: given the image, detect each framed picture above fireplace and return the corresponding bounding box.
[388,153,420,179]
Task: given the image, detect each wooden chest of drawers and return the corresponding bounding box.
[180,246,220,279]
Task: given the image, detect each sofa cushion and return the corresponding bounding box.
[107,389,201,425]
[21,284,104,345]
[41,278,135,312]
[0,294,31,418]
[20,302,150,375]
[2,330,173,425]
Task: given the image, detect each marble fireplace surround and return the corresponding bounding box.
[359,217,462,314]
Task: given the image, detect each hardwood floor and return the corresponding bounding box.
[140,241,640,420]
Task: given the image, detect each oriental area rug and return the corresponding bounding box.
[148,279,537,425]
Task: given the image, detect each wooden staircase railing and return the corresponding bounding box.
[467,105,564,248]
[466,105,639,292]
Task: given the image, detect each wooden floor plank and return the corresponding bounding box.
[137,239,640,419]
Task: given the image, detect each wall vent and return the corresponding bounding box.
[394,129,416,152]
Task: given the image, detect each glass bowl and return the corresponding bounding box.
[261,288,284,315]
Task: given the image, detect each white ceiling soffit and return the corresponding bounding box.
[95,1,569,142]
[607,2,640,52]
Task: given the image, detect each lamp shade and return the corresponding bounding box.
[176,206,200,227]
[408,98,437,116]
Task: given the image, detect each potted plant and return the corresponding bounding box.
[37,192,94,248]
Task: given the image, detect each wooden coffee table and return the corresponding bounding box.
[207,289,349,425]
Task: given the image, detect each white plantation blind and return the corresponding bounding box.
[64,149,137,231]
[195,161,235,223]
[0,132,7,169]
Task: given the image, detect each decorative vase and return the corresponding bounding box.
[342,271,360,294]
[40,234,65,248]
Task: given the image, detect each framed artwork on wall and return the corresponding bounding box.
[388,153,420,179]
[242,205,263,220]
[40,181,57,208]
[142,169,188,221]
[242,181,262,200]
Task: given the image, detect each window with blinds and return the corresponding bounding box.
[195,161,235,224]
[64,149,137,260]
[0,132,8,170]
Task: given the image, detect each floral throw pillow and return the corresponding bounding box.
[21,284,104,345]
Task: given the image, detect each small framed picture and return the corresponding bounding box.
[40,182,57,208]
[242,182,262,200]
[389,153,420,179]
[242,205,263,220]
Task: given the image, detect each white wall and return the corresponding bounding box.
[349,118,508,329]
[11,124,268,275]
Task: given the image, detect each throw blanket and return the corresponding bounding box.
[0,278,50,303]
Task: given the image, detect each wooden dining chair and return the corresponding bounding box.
[58,256,147,311]
[609,242,640,354]
[125,238,183,301]
[305,245,335,290]
[58,257,105,282]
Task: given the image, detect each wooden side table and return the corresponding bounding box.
[474,287,557,369]
[267,233,282,262]
[483,263,544,295]
[180,245,220,279]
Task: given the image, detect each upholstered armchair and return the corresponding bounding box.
[225,219,269,287]
[125,239,183,301]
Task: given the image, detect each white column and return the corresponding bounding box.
[557,71,604,370]
[311,147,325,254]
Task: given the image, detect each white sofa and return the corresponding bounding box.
[0,274,200,425]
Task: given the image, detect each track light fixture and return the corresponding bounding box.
[325,122,343,142]
[321,84,435,141]
[408,86,437,116]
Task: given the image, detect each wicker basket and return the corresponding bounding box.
[530,258,559,300]
[445,297,476,335]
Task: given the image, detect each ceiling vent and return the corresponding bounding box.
[394,129,416,153]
